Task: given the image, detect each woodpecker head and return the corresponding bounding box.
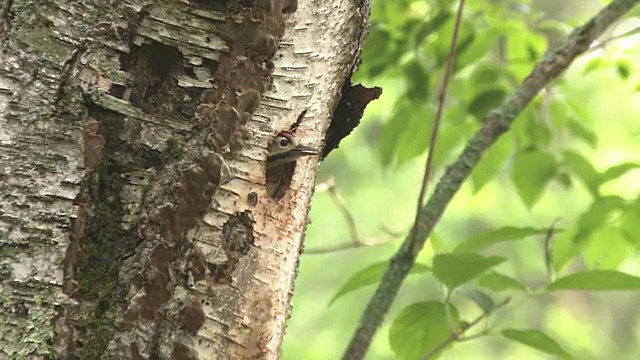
[267,131,319,168]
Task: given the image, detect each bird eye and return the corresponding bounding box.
[279,138,289,147]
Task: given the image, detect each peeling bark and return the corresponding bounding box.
[0,0,370,359]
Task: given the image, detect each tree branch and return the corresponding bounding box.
[589,25,640,51]
[423,298,511,360]
[342,0,640,358]
[305,178,398,254]
[410,0,465,254]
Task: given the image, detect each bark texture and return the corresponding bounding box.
[0,0,369,359]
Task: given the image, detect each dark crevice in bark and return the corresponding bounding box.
[1,0,14,34]
[122,5,149,46]
[108,83,127,99]
[211,210,255,283]
[55,45,87,103]
[192,0,257,10]
[58,0,297,356]
[70,103,142,359]
[123,42,201,121]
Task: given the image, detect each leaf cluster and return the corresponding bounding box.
[316,0,640,358]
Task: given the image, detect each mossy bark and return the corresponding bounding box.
[0,0,370,358]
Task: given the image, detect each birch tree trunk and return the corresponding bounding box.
[0,0,369,358]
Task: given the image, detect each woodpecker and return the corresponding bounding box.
[266,131,319,168]
[266,131,318,200]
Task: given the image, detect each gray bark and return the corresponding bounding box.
[0,0,367,358]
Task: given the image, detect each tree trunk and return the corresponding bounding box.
[0,0,368,358]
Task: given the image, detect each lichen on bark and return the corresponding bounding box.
[58,0,296,358]
[2,0,370,358]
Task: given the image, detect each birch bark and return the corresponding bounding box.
[0,0,369,358]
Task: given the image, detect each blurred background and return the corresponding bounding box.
[283,0,640,358]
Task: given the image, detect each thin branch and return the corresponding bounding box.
[543,218,561,282]
[330,182,361,243]
[589,25,640,51]
[423,298,512,360]
[306,178,399,254]
[315,177,362,242]
[410,0,465,251]
[342,1,640,359]
[314,177,337,193]
[304,234,393,255]
[480,23,640,67]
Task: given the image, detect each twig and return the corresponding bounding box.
[423,298,511,360]
[589,25,640,51]
[329,181,361,244]
[307,178,399,254]
[543,218,561,282]
[304,234,393,255]
[475,23,640,67]
[342,1,640,359]
[314,178,337,193]
[409,0,465,253]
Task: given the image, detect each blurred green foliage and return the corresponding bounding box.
[283,0,640,359]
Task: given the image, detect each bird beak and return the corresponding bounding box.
[292,144,320,156]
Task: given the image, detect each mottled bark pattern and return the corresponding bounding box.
[66,2,292,359]
[0,0,371,358]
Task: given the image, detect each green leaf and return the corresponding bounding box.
[584,226,633,270]
[359,25,396,78]
[378,100,437,168]
[575,196,627,241]
[528,118,552,146]
[511,150,557,207]
[621,205,640,249]
[583,57,605,74]
[433,253,506,289]
[547,270,640,291]
[467,88,508,120]
[555,171,573,188]
[429,232,446,254]
[463,289,496,314]
[454,33,477,68]
[511,105,542,148]
[380,0,410,29]
[471,134,513,193]
[430,122,476,171]
[414,11,451,47]
[328,262,431,306]
[395,105,436,166]
[552,226,586,272]
[600,162,640,184]
[456,31,500,70]
[562,151,600,196]
[478,272,526,292]
[505,27,548,78]
[501,329,572,359]
[616,59,632,80]
[468,65,513,94]
[377,100,419,167]
[566,119,598,148]
[454,226,555,253]
[403,59,430,101]
[389,301,460,360]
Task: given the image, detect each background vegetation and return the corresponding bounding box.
[283,0,640,358]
